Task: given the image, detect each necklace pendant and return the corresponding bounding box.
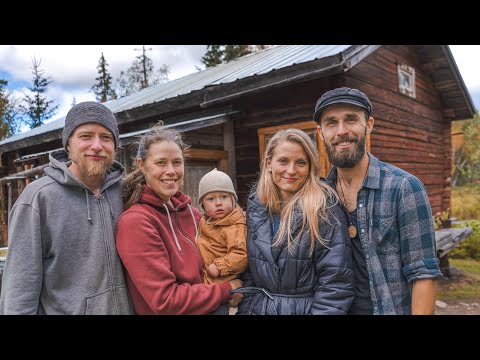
[348,224,357,238]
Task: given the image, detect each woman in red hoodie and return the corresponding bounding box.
[116,123,242,314]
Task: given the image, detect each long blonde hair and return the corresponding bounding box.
[123,123,190,209]
[256,128,338,255]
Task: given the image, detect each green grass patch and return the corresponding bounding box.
[0,248,6,257]
[452,183,480,220]
[437,258,480,301]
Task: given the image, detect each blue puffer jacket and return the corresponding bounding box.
[235,190,354,315]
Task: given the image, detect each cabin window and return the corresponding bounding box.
[398,64,416,99]
[258,121,371,177]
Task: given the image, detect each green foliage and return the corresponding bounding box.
[433,208,451,230]
[450,220,480,260]
[201,45,268,68]
[453,114,480,186]
[116,46,169,98]
[91,52,117,103]
[20,57,58,129]
[436,258,480,301]
[0,79,22,139]
[451,183,480,220]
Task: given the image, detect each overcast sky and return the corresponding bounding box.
[0,45,478,133]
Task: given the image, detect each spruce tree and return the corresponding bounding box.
[91,52,117,103]
[0,79,22,139]
[201,45,269,68]
[21,57,58,129]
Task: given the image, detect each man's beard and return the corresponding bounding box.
[325,129,366,168]
[70,151,115,176]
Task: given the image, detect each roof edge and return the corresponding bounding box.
[443,45,477,119]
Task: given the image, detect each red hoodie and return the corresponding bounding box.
[116,185,232,314]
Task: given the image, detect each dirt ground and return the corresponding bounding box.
[435,272,480,315]
[435,299,480,315]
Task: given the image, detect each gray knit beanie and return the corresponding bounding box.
[62,101,119,149]
[198,168,238,206]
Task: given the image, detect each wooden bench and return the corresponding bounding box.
[435,227,473,258]
[435,226,473,277]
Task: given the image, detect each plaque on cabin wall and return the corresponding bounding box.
[398,64,416,99]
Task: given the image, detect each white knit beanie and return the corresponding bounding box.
[198,168,238,206]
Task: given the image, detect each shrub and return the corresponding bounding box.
[450,220,480,260]
[452,183,480,220]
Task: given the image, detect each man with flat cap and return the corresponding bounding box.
[0,101,133,314]
[314,87,442,315]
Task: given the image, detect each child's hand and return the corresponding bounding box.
[207,263,220,277]
[229,293,243,307]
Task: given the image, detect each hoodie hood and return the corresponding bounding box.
[139,184,199,252]
[44,149,124,193]
[139,184,193,211]
[43,149,124,224]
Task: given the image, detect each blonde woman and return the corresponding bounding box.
[234,128,354,315]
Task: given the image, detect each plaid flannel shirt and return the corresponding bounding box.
[327,153,442,315]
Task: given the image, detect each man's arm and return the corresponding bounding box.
[398,176,443,314]
[412,278,438,315]
[0,203,43,314]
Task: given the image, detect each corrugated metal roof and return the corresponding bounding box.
[0,45,352,147]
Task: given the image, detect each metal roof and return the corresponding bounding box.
[0,45,352,147]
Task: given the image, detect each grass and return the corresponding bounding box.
[452,183,480,220]
[437,258,480,301]
[0,248,6,257]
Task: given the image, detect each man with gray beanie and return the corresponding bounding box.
[314,87,442,315]
[0,101,133,315]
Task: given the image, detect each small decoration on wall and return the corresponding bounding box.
[398,64,416,99]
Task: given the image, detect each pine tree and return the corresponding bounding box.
[0,79,23,139]
[116,46,170,98]
[201,45,269,68]
[201,45,224,67]
[21,57,58,129]
[91,52,117,103]
[453,114,480,185]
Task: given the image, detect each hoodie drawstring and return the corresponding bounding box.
[187,204,198,242]
[104,190,115,220]
[163,203,182,252]
[85,190,92,224]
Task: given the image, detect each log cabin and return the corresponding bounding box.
[0,45,475,247]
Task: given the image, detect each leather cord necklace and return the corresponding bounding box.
[337,157,370,239]
[338,176,358,239]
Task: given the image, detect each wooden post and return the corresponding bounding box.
[223,121,236,189]
[25,164,32,185]
[439,255,451,278]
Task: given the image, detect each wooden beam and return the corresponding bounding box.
[0,164,48,185]
[186,148,228,161]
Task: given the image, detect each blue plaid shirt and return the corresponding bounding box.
[327,153,443,315]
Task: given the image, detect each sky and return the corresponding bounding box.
[0,45,478,133]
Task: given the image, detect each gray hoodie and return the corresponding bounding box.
[0,149,133,314]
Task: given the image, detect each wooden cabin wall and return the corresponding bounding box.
[343,45,451,215]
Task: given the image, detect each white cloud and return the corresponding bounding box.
[0,45,208,127]
[450,45,480,90]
